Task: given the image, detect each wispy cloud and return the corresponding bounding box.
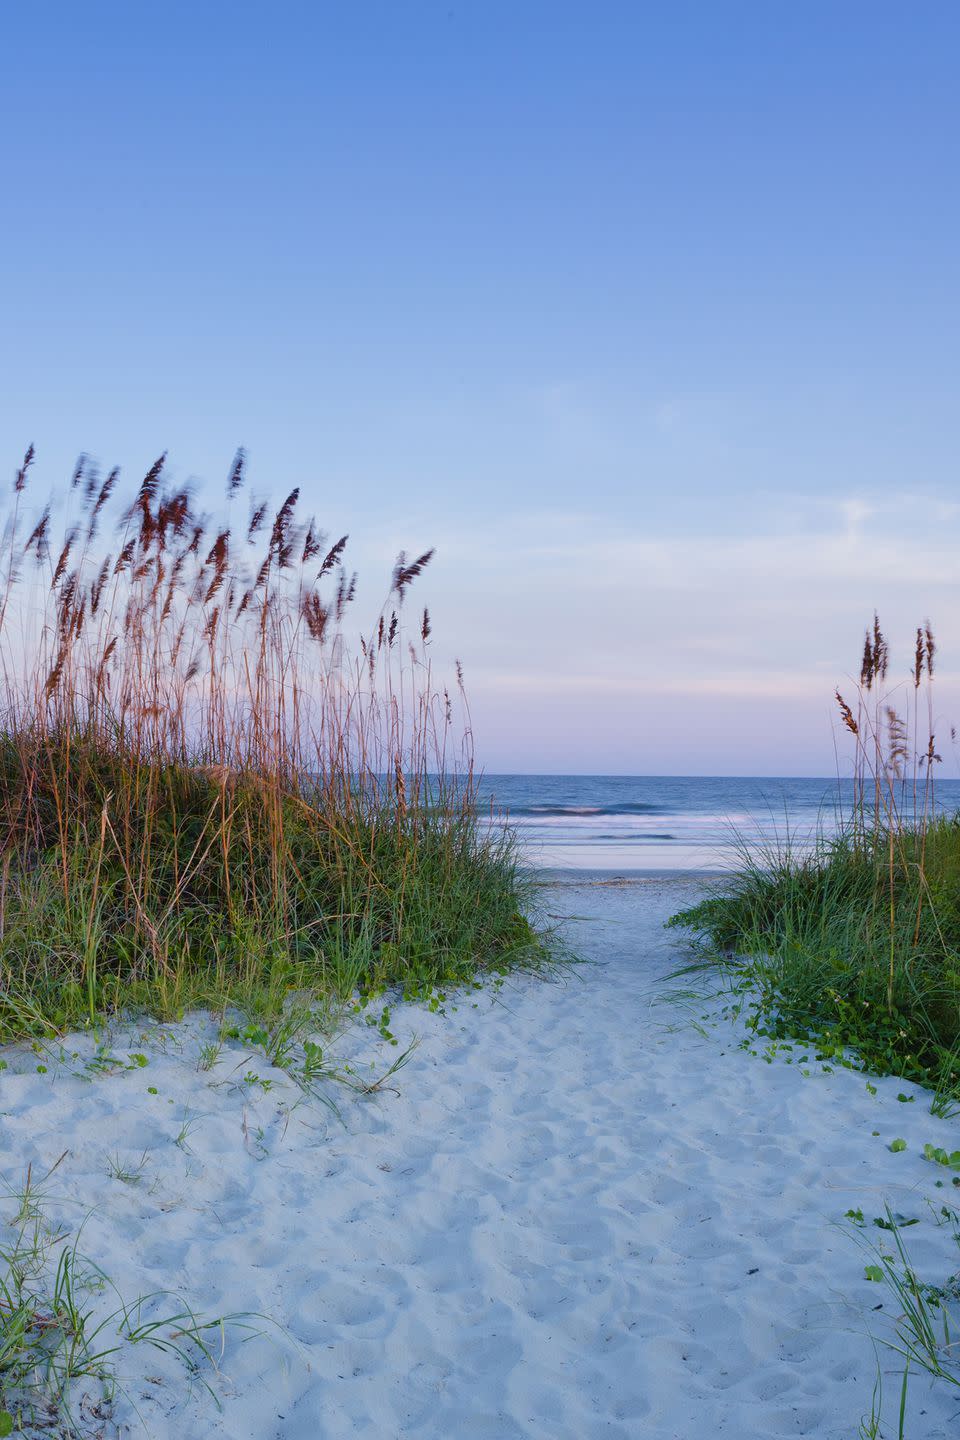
[350,492,960,772]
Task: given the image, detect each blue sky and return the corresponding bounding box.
[2,2,959,772]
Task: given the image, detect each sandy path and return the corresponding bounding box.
[1,876,958,1438]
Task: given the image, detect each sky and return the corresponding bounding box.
[1,1,959,774]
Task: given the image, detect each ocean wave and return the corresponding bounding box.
[530,832,677,843]
[503,802,667,818]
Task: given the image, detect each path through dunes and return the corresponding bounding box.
[1,876,957,1437]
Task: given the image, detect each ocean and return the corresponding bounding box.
[473,774,960,873]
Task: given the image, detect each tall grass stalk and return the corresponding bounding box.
[0,447,542,1040]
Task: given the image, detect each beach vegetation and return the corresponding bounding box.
[0,1157,262,1433]
[104,1151,149,1185]
[0,446,546,1045]
[671,617,960,1106]
[851,1204,960,1433]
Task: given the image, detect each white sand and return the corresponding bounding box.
[2,876,959,1438]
